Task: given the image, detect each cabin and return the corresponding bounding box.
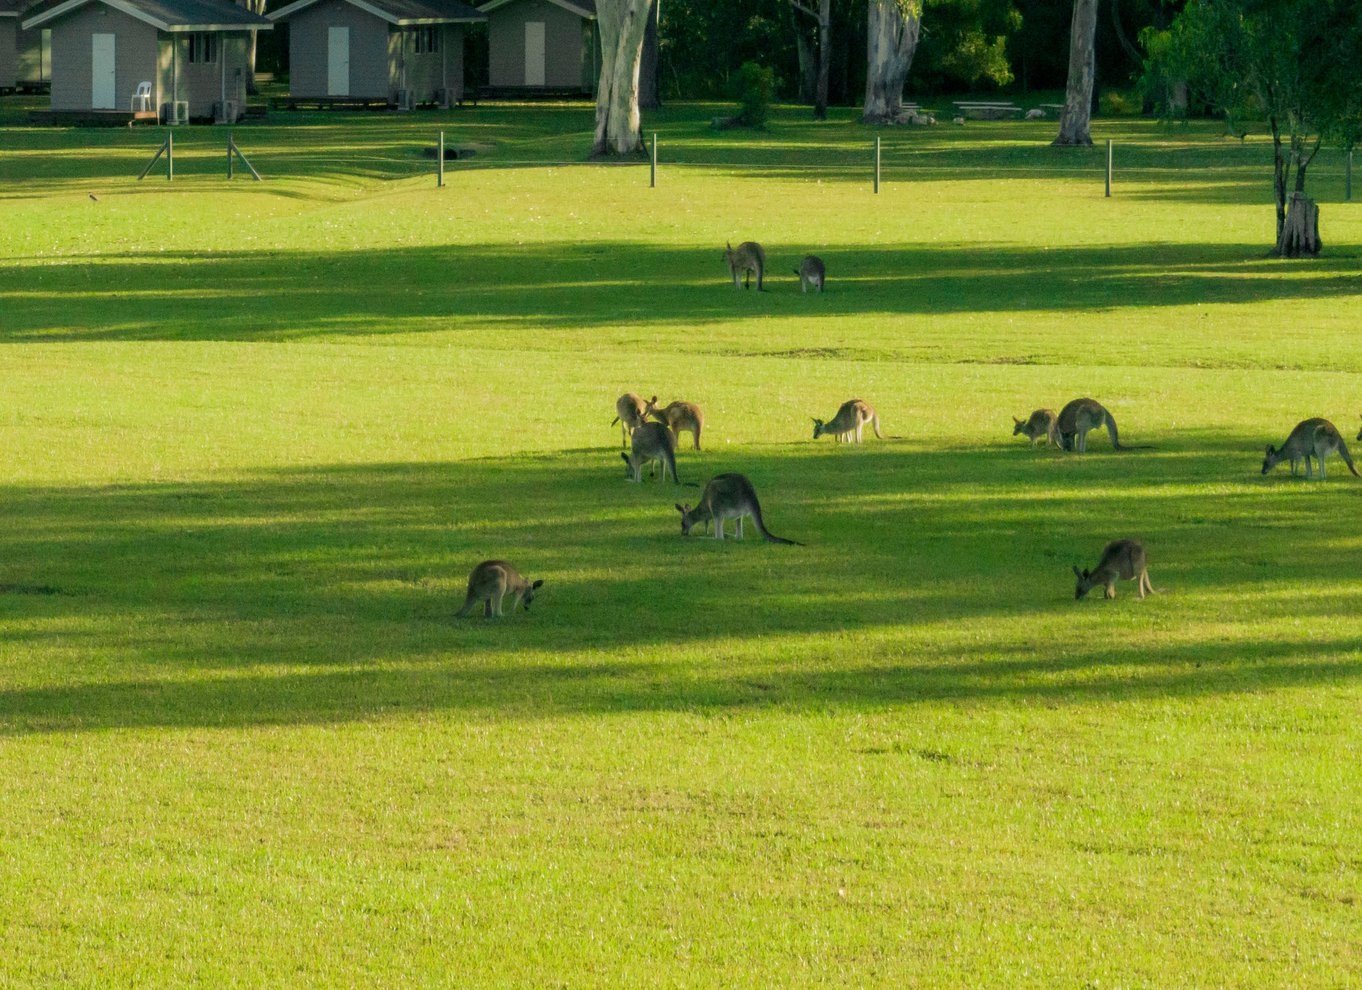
[268,0,484,108]
[0,5,16,91]
[480,0,595,94]
[22,0,271,122]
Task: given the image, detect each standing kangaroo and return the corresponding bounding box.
[1073,540,1155,600]
[793,255,825,293]
[1262,418,1359,480]
[646,399,703,451]
[675,474,803,544]
[1012,408,1060,448]
[1057,398,1147,452]
[812,399,882,443]
[724,241,765,290]
[621,421,679,483]
[456,560,544,618]
[611,393,655,448]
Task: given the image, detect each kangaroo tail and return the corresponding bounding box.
[1105,412,1121,450]
[752,501,804,546]
[1340,439,1361,477]
[610,416,620,426]
[872,414,883,440]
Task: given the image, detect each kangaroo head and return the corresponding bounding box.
[1356,414,1361,442]
[522,578,544,610]
[723,242,733,263]
[1261,444,1278,475]
[620,451,634,475]
[1072,565,1095,600]
[1012,416,1025,435]
[675,502,697,536]
[811,417,825,439]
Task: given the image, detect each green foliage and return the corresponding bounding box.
[733,61,776,128]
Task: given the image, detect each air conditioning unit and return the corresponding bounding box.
[394,88,412,111]
[216,99,238,124]
[167,100,189,125]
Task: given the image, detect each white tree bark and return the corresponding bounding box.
[238,0,266,92]
[1053,0,1097,146]
[593,0,652,156]
[863,0,921,123]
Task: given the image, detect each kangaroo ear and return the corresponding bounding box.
[674,503,684,513]
[620,453,630,464]
[1072,565,1081,578]
[1265,445,1274,456]
[1013,416,1022,425]
[531,580,543,590]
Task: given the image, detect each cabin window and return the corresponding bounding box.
[413,26,440,54]
[187,33,218,64]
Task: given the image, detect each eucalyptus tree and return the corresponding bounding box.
[1147,0,1362,256]
[863,0,921,122]
[593,0,654,155]
[1053,0,1098,145]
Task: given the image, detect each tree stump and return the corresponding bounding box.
[1275,192,1322,258]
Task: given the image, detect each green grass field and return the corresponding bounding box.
[1,100,1361,987]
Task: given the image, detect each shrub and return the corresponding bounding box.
[733,62,776,129]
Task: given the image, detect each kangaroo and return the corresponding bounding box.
[1057,398,1149,452]
[793,255,825,293]
[675,474,803,545]
[646,399,703,451]
[621,421,679,483]
[724,241,765,291]
[611,393,655,448]
[1262,418,1359,480]
[1073,540,1154,600]
[456,560,544,618]
[812,399,882,443]
[1012,408,1060,448]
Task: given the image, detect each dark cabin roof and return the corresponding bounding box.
[23,0,272,30]
[270,0,485,24]
[479,0,594,18]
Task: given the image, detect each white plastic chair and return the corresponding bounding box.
[130,81,152,113]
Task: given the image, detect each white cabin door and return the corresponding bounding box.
[91,33,116,109]
[327,26,350,97]
[524,21,545,86]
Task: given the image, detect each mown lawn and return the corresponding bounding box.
[1,101,1360,988]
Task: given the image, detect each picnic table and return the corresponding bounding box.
[952,100,1022,120]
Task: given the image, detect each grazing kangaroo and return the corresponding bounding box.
[1073,540,1155,600]
[1012,408,1060,448]
[646,399,704,451]
[621,421,679,483]
[611,393,655,448]
[456,560,544,618]
[724,241,766,290]
[812,399,882,443]
[1057,398,1149,452]
[793,255,825,293]
[675,474,803,545]
[1262,418,1359,480]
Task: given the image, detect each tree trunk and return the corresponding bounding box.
[1053,0,1097,146]
[1275,193,1321,257]
[1269,116,1290,241]
[638,0,660,110]
[815,0,830,120]
[238,0,266,93]
[791,3,816,104]
[862,0,921,123]
[592,0,652,157]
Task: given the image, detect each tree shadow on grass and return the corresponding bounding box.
[2,433,1362,733]
[2,240,1358,345]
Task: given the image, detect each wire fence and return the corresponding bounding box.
[17,124,1354,203]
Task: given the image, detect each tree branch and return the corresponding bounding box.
[789,0,819,20]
